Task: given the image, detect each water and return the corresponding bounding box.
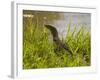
[45,12,91,39]
[23,10,91,39]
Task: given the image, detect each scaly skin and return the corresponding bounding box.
[45,25,72,56]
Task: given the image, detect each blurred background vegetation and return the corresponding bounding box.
[23,10,91,69]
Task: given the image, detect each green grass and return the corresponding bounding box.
[23,17,91,69]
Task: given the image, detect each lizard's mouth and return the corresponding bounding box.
[44,25,50,29]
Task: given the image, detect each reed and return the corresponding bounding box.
[23,17,91,69]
